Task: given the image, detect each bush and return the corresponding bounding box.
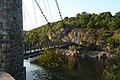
[39,48,64,70]
[103,47,120,80]
[108,38,118,47]
[85,42,100,50]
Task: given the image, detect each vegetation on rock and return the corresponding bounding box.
[24,11,120,52]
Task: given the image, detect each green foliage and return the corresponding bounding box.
[24,11,120,50]
[85,42,100,51]
[108,38,118,47]
[39,48,64,70]
[69,45,77,50]
[87,21,95,28]
[103,47,120,80]
[107,21,118,30]
[113,29,120,42]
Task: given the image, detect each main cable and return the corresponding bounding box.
[55,0,62,20]
[35,0,62,42]
[35,0,48,23]
[55,0,71,42]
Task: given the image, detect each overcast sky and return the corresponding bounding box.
[22,0,120,31]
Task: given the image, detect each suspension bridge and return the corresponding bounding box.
[23,0,73,59]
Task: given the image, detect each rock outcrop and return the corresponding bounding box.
[63,49,111,59]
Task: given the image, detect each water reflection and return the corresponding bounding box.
[24,57,44,80]
[63,57,106,80]
[24,57,106,80]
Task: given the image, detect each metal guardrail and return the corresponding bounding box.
[24,44,71,59]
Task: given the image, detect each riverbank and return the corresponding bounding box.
[63,49,111,59]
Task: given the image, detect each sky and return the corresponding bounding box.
[22,0,120,31]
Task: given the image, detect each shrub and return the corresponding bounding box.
[103,47,120,80]
[39,48,64,70]
[85,42,100,50]
[108,38,118,47]
[69,45,77,50]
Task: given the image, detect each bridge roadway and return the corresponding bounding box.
[24,44,70,59]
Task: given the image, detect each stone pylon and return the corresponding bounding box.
[74,32,77,43]
[0,0,26,80]
[78,32,80,45]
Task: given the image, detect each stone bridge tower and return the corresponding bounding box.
[0,0,25,80]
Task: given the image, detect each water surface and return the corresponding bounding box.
[24,56,106,80]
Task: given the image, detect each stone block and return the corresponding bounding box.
[0,0,25,80]
[0,71,15,80]
[0,0,26,80]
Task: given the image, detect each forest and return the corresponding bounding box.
[24,11,120,52]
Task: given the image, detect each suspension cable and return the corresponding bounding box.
[23,9,29,30]
[55,0,71,42]
[23,3,34,27]
[43,0,48,20]
[55,0,63,20]
[46,0,52,21]
[35,0,48,23]
[23,5,27,30]
[32,0,37,26]
[37,0,45,24]
[35,0,62,41]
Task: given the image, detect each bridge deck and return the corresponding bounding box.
[24,44,71,59]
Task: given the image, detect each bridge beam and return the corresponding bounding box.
[0,0,25,80]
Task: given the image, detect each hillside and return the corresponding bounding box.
[24,11,120,52]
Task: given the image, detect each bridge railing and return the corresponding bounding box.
[24,42,71,54]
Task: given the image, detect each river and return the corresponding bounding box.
[24,56,106,80]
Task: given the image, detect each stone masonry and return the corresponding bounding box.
[0,70,15,80]
[0,0,25,80]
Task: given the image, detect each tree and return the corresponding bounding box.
[63,16,69,24]
[87,21,95,28]
[108,19,120,30]
[103,47,120,80]
[95,20,103,28]
[39,48,64,70]
[79,12,90,28]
